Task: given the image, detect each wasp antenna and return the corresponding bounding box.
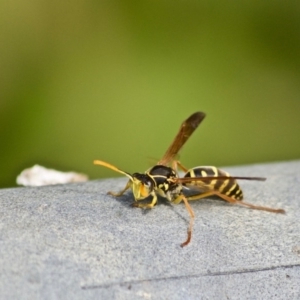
[93,160,133,180]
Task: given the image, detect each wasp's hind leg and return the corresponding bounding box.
[186,191,285,214]
[217,192,286,214]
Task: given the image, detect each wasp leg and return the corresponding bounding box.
[186,191,285,214]
[185,191,216,201]
[173,194,195,247]
[107,180,132,197]
[215,192,286,214]
[132,194,158,209]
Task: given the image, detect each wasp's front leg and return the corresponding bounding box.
[107,180,132,197]
[132,193,158,209]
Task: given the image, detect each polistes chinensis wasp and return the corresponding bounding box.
[94,112,285,247]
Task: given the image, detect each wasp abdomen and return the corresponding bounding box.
[184,166,243,200]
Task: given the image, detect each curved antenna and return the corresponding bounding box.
[93,160,133,180]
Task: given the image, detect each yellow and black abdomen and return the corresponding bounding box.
[184,166,243,200]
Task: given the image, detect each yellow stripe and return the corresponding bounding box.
[218,179,230,193]
[201,170,207,177]
[225,183,237,195]
[190,169,196,177]
[209,166,218,187]
[211,166,219,176]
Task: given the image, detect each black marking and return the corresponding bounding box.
[234,188,243,200]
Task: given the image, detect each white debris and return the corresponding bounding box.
[16,165,88,186]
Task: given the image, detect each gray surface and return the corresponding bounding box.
[0,161,300,300]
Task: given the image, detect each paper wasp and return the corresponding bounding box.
[94,112,285,247]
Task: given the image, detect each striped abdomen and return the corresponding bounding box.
[183,166,243,200]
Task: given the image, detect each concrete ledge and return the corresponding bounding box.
[1,161,300,299]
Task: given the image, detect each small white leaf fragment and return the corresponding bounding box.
[16,165,88,186]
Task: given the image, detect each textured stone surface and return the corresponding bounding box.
[0,161,300,299]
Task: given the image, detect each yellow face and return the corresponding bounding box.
[131,178,152,200]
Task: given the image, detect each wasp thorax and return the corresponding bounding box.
[148,165,177,178]
[146,165,182,201]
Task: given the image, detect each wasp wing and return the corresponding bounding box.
[176,176,266,183]
[158,112,206,166]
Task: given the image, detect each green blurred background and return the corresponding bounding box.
[1,1,300,188]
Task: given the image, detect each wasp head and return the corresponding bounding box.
[93,160,155,202]
[131,173,154,200]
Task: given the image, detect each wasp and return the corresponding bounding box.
[94,112,285,247]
